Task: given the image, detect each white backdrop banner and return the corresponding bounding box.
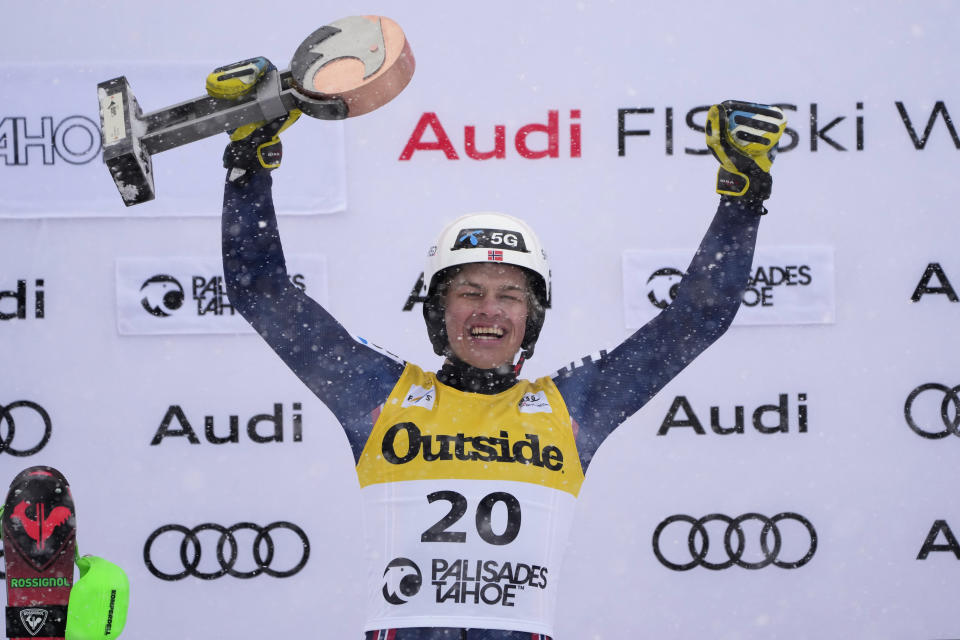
[2,3,959,640]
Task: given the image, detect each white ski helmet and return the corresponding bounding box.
[422,212,552,360]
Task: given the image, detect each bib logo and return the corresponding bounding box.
[399,110,582,160]
[431,558,548,607]
[381,423,563,471]
[383,557,422,604]
[518,392,552,414]
[402,384,435,410]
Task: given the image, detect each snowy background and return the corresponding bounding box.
[1,1,959,638]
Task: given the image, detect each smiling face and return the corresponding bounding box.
[442,262,530,370]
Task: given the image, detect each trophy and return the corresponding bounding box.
[96,15,415,206]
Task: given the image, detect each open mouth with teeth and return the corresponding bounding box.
[470,326,505,339]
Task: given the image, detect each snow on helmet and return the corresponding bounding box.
[422,212,551,361]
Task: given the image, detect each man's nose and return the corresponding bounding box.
[475,292,501,315]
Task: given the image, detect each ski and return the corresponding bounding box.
[3,467,76,640]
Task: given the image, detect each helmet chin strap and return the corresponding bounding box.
[513,348,533,376]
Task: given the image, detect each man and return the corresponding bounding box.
[215,61,785,640]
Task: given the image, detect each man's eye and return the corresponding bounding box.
[461,291,481,298]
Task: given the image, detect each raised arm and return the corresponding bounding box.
[556,101,787,471]
[555,196,762,469]
[215,65,404,461]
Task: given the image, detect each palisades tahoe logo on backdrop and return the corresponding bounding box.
[115,256,328,335]
[622,246,836,327]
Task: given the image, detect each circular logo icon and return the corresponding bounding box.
[0,401,53,457]
[382,557,422,604]
[140,275,185,317]
[904,383,960,439]
[652,512,817,571]
[646,267,684,309]
[143,521,309,580]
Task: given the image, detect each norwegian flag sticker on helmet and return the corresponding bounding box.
[487,250,503,261]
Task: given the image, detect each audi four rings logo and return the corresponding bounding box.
[652,513,817,571]
[904,383,960,439]
[0,401,52,457]
[143,522,310,580]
